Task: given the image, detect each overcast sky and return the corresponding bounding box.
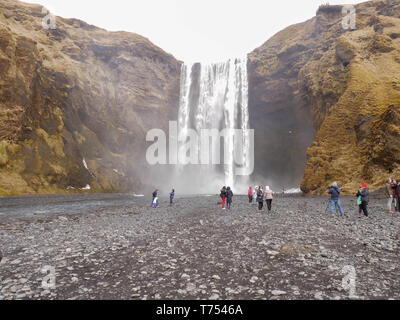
[23,0,361,62]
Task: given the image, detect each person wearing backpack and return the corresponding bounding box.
[220,186,227,209]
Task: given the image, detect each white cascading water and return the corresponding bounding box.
[174,58,251,194]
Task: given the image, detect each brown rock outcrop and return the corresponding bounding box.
[0,0,181,195]
[249,0,400,195]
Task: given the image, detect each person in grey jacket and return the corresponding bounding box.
[328,182,344,216]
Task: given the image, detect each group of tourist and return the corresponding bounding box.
[149,179,400,217]
[328,181,370,218]
[247,186,275,212]
[217,185,276,212]
[328,178,400,218]
[219,186,234,210]
[151,189,175,208]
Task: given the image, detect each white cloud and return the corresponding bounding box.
[23,0,361,62]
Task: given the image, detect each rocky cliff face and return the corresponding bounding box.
[249,0,400,195]
[2,0,400,197]
[0,0,181,195]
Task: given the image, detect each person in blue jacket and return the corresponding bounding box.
[328,182,344,216]
[170,189,175,205]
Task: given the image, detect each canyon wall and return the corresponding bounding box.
[249,0,400,195]
[0,0,181,195]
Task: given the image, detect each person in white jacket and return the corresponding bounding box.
[263,186,275,212]
[386,178,394,213]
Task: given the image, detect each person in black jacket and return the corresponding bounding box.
[357,183,370,218]
[226,187,233,210]
[220,186,227,209]
[395,180,400,212]
[257,186,264,211]
[356,185,363,217]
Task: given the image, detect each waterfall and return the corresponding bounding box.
[175,58,250,193]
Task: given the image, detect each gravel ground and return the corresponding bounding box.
[0,194,399,300]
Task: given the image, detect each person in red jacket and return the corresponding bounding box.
[220,186,227,209]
